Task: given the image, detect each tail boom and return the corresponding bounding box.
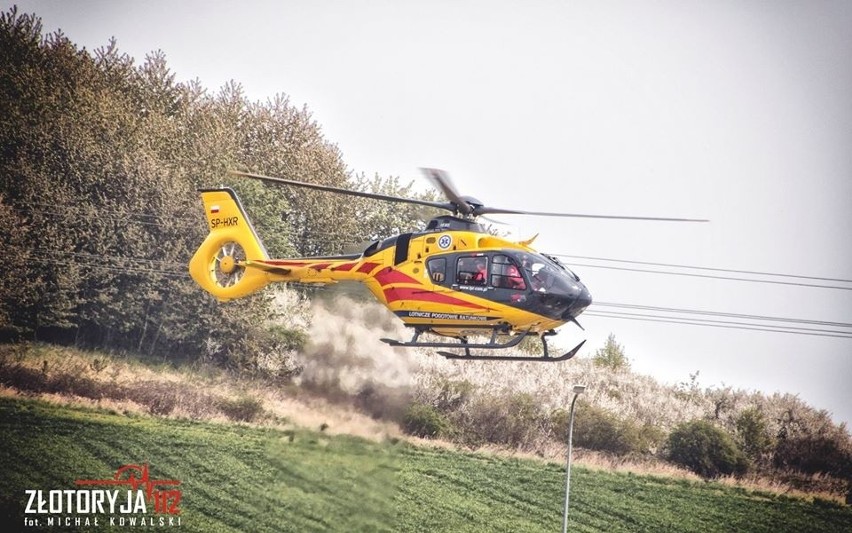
[189,188,381,300]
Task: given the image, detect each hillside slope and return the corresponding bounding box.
[1,397,850,532]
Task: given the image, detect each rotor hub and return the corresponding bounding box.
[212,241,246,288]
[219,255,237,274]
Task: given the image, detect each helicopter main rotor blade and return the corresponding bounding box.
[475,206,708,222]
[229,170,454,212]
[232,169,707,223]
[421,168,474,216]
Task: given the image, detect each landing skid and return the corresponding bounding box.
[438,339,585,362]
[380,328,586,363]
[381,328,528,350]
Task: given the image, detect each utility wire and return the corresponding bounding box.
[593,302,852,329]
[586,311,852,338]
[584,311,852,339]
[561,262,852,291]
[553,253,852,284]
[27,257,188,280]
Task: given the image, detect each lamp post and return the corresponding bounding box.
[562,384,586,533]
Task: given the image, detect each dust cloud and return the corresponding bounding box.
[295,296,422,396]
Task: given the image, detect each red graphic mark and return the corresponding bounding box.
[76,464,181,515]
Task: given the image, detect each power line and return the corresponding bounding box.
[594,302,852,329]
[553,253,852,284]
[559,261,852,291]
[14,205,200,229]
[27,257,188,280]
[585,311,852,339]
[40,250,187,269]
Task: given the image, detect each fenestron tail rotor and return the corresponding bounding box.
[190,188,277,301]
[211,241,246,288]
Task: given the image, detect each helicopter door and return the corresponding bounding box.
[490,254,527,290]
[482,254,528,304]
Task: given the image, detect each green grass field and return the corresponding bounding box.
[1,397,849,532]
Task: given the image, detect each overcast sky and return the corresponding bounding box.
[14,0,852,425]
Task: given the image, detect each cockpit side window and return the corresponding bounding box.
[457,256,488,286]
[427,257,447,284]
[490,254,527,290]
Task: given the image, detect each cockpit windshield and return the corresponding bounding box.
[513,252,580,293]
[541,253,580,282]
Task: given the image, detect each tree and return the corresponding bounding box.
[0,8,336,369]
[593,333,630,371]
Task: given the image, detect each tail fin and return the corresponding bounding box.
[189,188,272,301]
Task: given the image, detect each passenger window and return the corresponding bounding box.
[490,255,526,290]
[457,256,487,285]
[427,257,447,284]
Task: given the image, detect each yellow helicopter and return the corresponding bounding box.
[189,169,706,362]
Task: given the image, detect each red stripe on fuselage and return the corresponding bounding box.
[257,260,364,273]
[357,262,380,274]
[374,268,420,287]
[384,287,485,310]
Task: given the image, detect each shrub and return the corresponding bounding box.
[485,393,541,448]
[218,396,265,422]
[735,407,773,465]
[564,404,663,456]
[666,420,748,478]
[402,403,452,439]
[434,378,476,412]
[774,434,852,478]
[452,392,546,449]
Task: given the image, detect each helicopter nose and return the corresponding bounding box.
[563,285,592,319]
[576,286,592,312]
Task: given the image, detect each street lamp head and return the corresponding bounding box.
[573,385,587,395]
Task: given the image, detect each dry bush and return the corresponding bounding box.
[402,403,453,438]
[218,395,265,422]
[564,402,665,456]
[414,352,710,434]
[406,335,851,495]
[456,392,547,450]
[0,343,250,421]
